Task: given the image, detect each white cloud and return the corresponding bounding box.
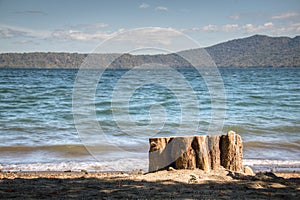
[263,22,274,28]
[82,23,108,29]
[0,27,26,38]
[139,3,150,9]
[96,27,199,53]
[229,14,240,20]
[13,39,39,45]
[242,22,274,33]
[289,22,300,29]
[222,24,239,32]
[242,24,255,32]
[113,27,179,44]
[0,23,114,43]
[50,23,110,41]
[272,22,300,34]
[69,23,109,30]
[2,21,299,51]
[155,6,168,11]
[271,12,299,19]
[184,22,279,34]
[0,24,50,38]
[202,24,218,31]
[51,29,114,41]
[289,22,300,32]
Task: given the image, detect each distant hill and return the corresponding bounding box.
[205,34,300,67]
[0,35,299,68]
[0,52,87,69]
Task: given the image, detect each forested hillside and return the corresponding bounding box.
[1,35,299,68]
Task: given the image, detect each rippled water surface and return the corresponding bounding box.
[0,67,299,171]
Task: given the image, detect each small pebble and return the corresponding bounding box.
[167,167,175,171]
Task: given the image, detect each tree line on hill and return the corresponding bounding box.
[1,35,299,68]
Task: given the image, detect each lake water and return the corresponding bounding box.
[0,67,299,172]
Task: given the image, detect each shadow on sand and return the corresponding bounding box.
[0,172,299,199]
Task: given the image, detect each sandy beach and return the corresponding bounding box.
[0,168,299,199]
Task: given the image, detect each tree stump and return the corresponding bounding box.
[149,131,243,172]
[192,136,210,171]
[148,137,172,172]
[220,131,243,172]
[208,135,221,170]
[171,137,196,170]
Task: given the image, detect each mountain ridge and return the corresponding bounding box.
[205,34,300,67]
[1,34,299,68]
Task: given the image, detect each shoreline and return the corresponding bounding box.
[1,158,300,173]
[1,169,300,179]
[0,169,299,199]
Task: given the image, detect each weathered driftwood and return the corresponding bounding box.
[149,131,243,172]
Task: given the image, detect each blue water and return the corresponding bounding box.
[0,67,299,171]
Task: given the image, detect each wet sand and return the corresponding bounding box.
[0,168,299,199]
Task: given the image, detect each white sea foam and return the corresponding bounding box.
[0,158,149,172]
[1,159,300,172]
[243,159,300,172]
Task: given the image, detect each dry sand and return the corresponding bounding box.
[0,168,299,199]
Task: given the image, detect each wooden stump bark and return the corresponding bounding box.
[148,137,172,172]
[171,137,196,170]
[149,131,243,172]
[208,135,221,170]
[220,131,243,172]
[192,136,210,171]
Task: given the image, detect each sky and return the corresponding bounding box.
[0,0,299,53]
